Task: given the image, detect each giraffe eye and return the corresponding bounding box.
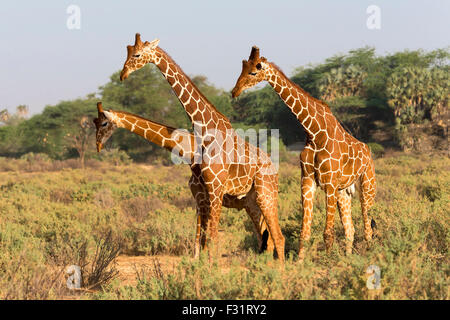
[249,72,257,76]
[133,54,141,58]
[102,122,108,127]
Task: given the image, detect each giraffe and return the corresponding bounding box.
[93,102,275,258]
[231,47,376,260]
[119,34,285,260]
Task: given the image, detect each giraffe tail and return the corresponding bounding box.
[371,218,377,239]
[259,229,269,253]
[345,183,356,197]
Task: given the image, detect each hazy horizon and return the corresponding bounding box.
[0,0,448,115]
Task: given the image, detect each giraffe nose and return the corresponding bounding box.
[120,69,128,81]
[96,142,103,152]
[231,87,240,98]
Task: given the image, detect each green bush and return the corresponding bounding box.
[367,142,385,158]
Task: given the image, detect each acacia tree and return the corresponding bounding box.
[66,116,94,168]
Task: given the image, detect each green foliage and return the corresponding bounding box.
[367,143,385,158]
[0,154,448,299]
[318,65,367,101]
[0,47,447,160]
[387,66,449,122]
[96,148,132,166]
[231,86,305,145]
[20,152,51,163]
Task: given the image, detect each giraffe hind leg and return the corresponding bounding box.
[254,175,285,262]
[298,176,316,261]
[337,188,355,255]
[260,229,269,253]
[244,190,275,255]
[360,159,377,244]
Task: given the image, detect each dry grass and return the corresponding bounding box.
[0,152,448,299]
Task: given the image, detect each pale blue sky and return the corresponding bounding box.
[0,0,448,115]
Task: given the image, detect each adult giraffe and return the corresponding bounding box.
[231,47,376,260]
[93,102,271,257]
[119,35,285,260]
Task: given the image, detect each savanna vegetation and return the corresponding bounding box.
[0,47,448,300]
[0,153,448,299]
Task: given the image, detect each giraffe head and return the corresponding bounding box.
[231,46,269,98]
[120,33,160,81]
[93,102,117,152]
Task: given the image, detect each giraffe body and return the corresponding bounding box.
[119,35,285,260]
[232,47,376,258]
[93,102,278,257]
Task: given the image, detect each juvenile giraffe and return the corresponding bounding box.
[119,34,285,260]
[232,47,376,259]
[93,102,273,257]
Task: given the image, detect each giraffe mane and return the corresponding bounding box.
[268,61,356,135]
[268,61,333,114]
[157,47,232,124]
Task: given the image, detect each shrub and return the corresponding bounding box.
[98,148,132,166]
[368,142,385,158]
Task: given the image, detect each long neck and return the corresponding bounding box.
[152,48,232,131]
[266,62,335,140]
[112,111,196,163]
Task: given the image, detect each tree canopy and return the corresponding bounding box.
[0,47,447,161]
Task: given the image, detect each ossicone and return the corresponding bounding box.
[97,101,103,113]
[249,46,260,60]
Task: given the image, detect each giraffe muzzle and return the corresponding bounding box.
[231,87,241,98]
[120,69,129,81]
[96,142,103,152]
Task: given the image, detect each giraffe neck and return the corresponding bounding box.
[106,110,195,162]
[152,47,232,131]
[266,62,332,140]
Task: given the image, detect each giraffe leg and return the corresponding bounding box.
[360,159,377,244]
[323,184,338,253]
[337,189,355,255]
[223,192,273,254]
[189,174,210,258]
[200,212,210,249]
[245,200,274,254]
[202,183,224,260]
[260,217,274,254]
[255,173,285,262]
[194,210,202,258]
[298,176,316,261]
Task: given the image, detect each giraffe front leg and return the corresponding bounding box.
[337,189,355,255]
[298,176,316,261]
[203,188,224,260]
[194,207,210,258]
[360,159,377,245]
[324,184,338,254]
[189,174,210,258]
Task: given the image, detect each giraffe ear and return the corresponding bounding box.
[147,38,160,49]
[103,110,113,120]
